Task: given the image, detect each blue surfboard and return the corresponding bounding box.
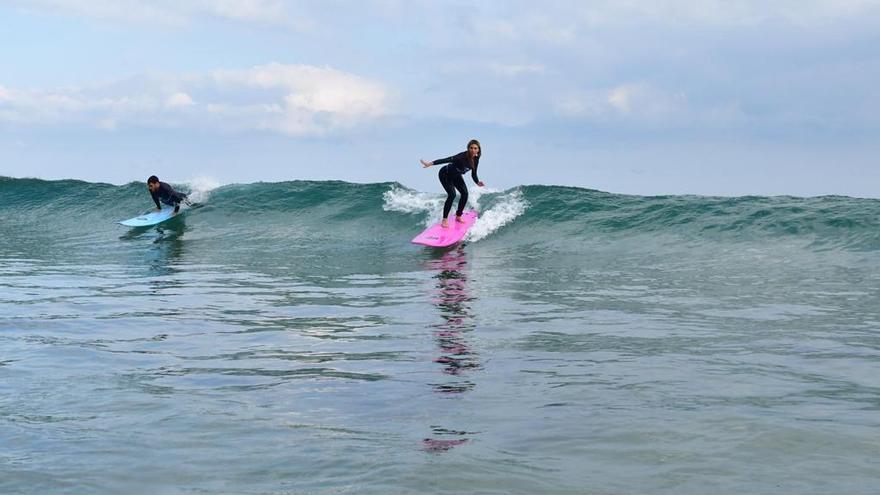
[118,206,181,227]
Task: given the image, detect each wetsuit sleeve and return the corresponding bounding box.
[151,190,161,209]
[433,156,454,165]
[471,165,480,184]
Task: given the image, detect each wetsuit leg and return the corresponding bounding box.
[453,173,468,217]
[174,192,187,212]
[439,166,457,219]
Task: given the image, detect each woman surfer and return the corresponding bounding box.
[420,139,485,228]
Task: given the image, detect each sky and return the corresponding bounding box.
[1,0,879,196]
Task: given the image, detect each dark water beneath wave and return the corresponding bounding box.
[1,177,879,493]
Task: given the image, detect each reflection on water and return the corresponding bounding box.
[119,215,188,278]
[422,246,481,452]
[149,220,187,276]
[422,426,473,453]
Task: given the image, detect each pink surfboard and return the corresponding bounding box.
[411,211,478,247]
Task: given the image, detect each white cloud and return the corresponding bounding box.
[607,86,633,114]
[0,63,392,136]
[566,0,880,27]
[200,0,286,24]
[553,90,607,118]
[97,118,117,130]
[213,63,388,117]
[488,63,545,77]
[166,92,195,108]
[4,2,878,136]
[9,0,880,36]
[9,0,187,25]
[553,83,691,122]
[211,63,392,134]
[606,84,686,117]
[7,0,310,29]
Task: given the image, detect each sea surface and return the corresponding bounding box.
[1,177,879,494]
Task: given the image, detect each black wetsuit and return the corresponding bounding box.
[434,151,480,219]
[151,182,188,212]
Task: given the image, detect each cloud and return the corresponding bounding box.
[488,63,546,77]
[6,0,310,29]
[0,84,159,127]
[8,0,188,25]
[211,63,392,134]
[606,84,685,117]
[201,0,287,24]
[4,2,878,138]
[550,82,745,131]
[97,118,117,130]
[9,0,880,36]
[166,92,194,108]
[561,0,880,27]
[213,63,388,118]
[0,63,393,136]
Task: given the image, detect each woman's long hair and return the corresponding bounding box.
[466,139,481,167]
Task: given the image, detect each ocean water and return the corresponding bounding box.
[1,176,879,494]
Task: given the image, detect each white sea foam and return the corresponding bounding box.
[382,185,445,226]
[182,176,223,204]
[467,188,528,242]
[383,184,528,241]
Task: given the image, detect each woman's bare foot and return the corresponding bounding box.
[455,215,466,223]
[441,218,449,228]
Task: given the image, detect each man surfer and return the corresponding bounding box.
[147,175,189,213]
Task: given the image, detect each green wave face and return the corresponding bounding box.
[2,177,879,273]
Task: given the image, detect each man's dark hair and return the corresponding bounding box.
[147,175,159,184]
